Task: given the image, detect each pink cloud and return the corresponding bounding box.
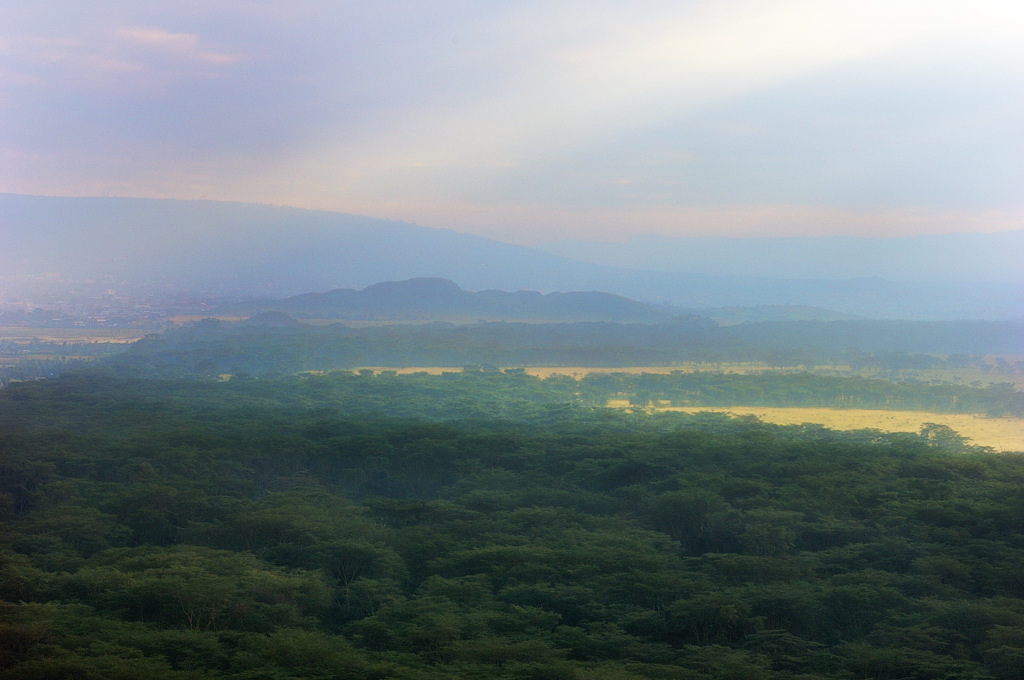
[117,27,245,65]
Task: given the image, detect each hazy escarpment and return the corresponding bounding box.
[3,194,1020,319]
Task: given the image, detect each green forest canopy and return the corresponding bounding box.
[2,369,1023,678]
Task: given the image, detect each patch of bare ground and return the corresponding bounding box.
[0,327,146,343]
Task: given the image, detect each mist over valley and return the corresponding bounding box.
[3,194,1021,321]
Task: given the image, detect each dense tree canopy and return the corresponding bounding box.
[2,369,1023,678]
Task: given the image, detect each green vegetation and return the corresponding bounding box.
[91,318,1024,419]
[579,371,1024,417]
[2,369,1023,678]
[106,317,1024,379]
[0,337,129,386]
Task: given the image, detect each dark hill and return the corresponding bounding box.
[240,311,301,327]
[223,278,675,323]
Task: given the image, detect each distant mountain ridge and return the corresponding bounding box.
[2,194,1020,319]
[223,277,676,323]
[539,231,1024,284]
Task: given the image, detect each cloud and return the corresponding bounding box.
[280,1,1022,207]
[117,26,244,66]
[0,24,245,100]
[1,1,1021,241]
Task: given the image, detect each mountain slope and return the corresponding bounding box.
[2,194,1020,319]
[0,194,591,298]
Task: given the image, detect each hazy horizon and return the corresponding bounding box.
[2,194,1021,321]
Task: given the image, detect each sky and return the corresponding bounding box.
[2,1,1022,244]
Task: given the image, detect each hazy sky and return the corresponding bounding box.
[2,1,1022,244]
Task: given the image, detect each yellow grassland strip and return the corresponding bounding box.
[606,401,1024,452]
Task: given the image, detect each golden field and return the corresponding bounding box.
[349,366,468,375]
[606,400,1024,453]
[347,366,1024,452]
[524,364,790,378]
[525,363,1024,387]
